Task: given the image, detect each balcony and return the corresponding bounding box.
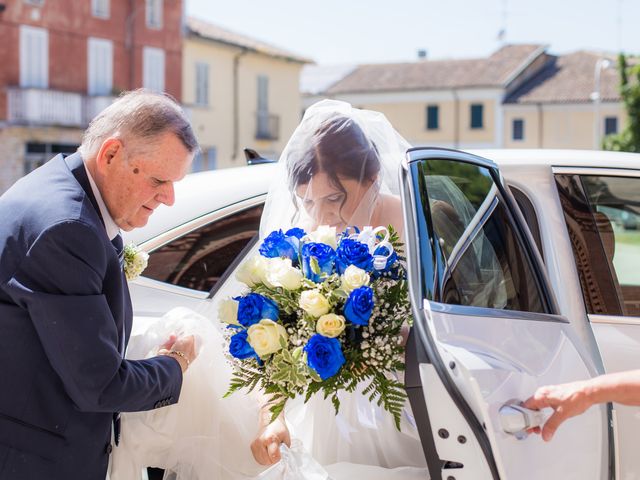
[7,88,115,128]
[255,112,280,141]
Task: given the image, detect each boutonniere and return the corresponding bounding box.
[123,243,149,281]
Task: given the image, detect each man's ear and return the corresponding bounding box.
[95,138,123,174]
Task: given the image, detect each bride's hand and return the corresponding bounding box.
[251,411,291,466]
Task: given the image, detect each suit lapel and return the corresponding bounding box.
[62,152,131,356]
[62,152,105,228]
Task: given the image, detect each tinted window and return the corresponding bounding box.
[144,204,263,292]
[421,159,546,312]
[562,175,640,316]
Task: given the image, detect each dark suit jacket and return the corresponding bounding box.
[0,152,183,479]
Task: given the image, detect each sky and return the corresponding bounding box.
[186,0,640,65]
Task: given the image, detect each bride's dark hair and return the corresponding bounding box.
[288,115,381,224]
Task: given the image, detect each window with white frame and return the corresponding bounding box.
[88,38,113,95]
[146,0,163,29]
[195,62,209,106]
[143,47,165,92]
[20,25,48,88]
[91,0,109,18]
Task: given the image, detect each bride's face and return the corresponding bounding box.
[296,171,373,229]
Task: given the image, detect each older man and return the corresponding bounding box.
[525,370,640,441]
[0,90,199,479]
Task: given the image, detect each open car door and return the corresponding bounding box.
[400,148,612,479]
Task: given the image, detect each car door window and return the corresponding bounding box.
[558,174,640,316]
[143,204,263,292]
[422,159,546,313]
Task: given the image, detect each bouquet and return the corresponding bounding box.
[220,225,411,429]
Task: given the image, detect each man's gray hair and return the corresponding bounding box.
[79,89,199,159]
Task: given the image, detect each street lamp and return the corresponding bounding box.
[590,57,612,149]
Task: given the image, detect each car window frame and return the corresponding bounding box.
[132,194,266,297]
[409,151,557,317]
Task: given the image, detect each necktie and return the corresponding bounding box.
[111,233,124,269]
[110,233,124,445]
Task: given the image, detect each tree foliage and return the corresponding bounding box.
[603,54,640,152]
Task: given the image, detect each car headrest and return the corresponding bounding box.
[593,211,615,261]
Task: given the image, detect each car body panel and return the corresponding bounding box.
[123,149,640,478]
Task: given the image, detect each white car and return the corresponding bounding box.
[125,149,640,479]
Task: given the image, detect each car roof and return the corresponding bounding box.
[124,163,277,245]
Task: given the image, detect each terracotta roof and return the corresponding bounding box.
[325,44,547,94]
[505,51,621,104]
[186,17,313,64]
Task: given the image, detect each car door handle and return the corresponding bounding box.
[499,402,547,440]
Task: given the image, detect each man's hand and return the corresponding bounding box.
[251,413,291,466]
[158,334,198,373]
[523,380,592,441]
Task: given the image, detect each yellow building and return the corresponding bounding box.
[503,51,624,149]
[183,18,311,170]
[305,46,625,151]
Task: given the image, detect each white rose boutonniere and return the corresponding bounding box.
[123,243,149,281]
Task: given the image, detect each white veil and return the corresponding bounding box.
[260,99,411,237]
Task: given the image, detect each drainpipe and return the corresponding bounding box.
[232,48,248,162]
[452,89,459,149]
[126,0,136,90]
[537,102,543,148]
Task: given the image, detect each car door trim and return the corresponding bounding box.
[589,314,640,326]
[429,301,570,323]
[552,167,640,177]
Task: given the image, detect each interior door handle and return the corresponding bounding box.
[499,401,547,440]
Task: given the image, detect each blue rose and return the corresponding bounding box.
[235,293,279,327]
[229,330,259,361]
[304,334,345,380]
[344,286,374,326]
[259,230,299,263]
[285,227,306,239]
[300,242,336,283]
[335,239,373,274]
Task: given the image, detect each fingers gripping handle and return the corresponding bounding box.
[499,401,547,440]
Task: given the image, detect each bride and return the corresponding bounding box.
[110,100,428,479]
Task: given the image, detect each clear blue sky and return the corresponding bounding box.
[186,0,639,64]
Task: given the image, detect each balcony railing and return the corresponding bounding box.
[255,112,280,141]
[7,88,115,127]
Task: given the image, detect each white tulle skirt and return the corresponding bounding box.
[109,307,428,480]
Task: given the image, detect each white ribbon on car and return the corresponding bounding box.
[348,226,395,270]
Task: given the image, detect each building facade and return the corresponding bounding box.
[0,0,184,193]
[183,18,310,170]
[304,45,627,152]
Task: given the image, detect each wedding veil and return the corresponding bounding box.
[259,99,411,236]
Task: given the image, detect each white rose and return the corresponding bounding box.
[341,265,370,293]
[308,225,337,249]
[235,255,268,287]
[124,244,149,281]
[299,289,330,317]
[247,319,288,358]
[316,313,346,338]
[264,257,303,290]
[218,298,239,326]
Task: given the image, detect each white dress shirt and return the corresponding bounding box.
[83,163,121,241]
